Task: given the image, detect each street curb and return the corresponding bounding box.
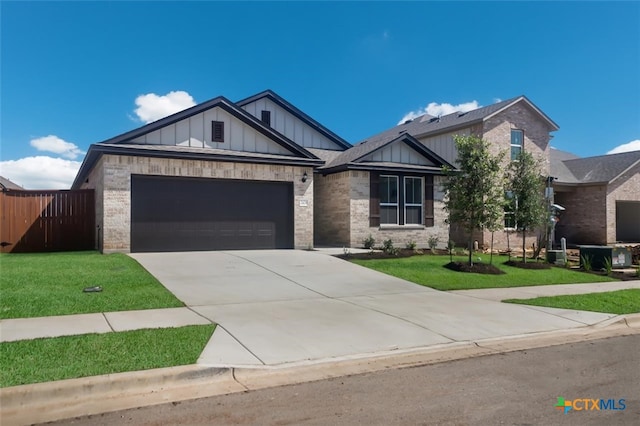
[0,365,244,426]
[1,316,639,426]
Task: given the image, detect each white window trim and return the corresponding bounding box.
[404,176,424,225]
[510,129,524,161]
[380,175,399,225]
[504,191,518,230]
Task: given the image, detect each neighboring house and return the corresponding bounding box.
[338,96,559,250]
[551,149,640,245]
[72,91,349,253]
[0,176,24,191]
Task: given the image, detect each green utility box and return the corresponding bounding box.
[579,246,632,270]
[547,250,566,265]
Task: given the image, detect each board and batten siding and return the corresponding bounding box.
[241,98,343,150]
[131,106,291,156]
[360,141,434,165]
[418,128,471,166]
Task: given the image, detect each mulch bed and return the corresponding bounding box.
[504,260,552,270]
[444,261,505,275]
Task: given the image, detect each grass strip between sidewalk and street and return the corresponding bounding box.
[0,251,183,319]
[503,289,640,315]
[350,255,617,291]
[0,324,215,388]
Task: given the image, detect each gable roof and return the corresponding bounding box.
[72,95,324,189]
[319,133,454,174]
[354,95,559,150]
[556,150,640,184]
[0,176,24,190]
[237,90,352,150]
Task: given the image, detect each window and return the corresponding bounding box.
[404,177,423,225]
[370,173,432,227]
[510,129,523,160]
[212,121,224,142]
[504,191,518,229]
[261,110,271,126]
[380,175,399,224]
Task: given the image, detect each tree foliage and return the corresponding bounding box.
[443,135,505,266]
[506,151,547,262]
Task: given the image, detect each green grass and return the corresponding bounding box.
[350,255,617,291]
[0,325,215,387]
[0,251,183,319]
[504,289,640,315]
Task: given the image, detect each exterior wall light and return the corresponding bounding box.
[302,171,308,183]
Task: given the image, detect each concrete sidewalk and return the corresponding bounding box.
[451,280,640,301]
[4,280,636,344]
[0,308,211,343]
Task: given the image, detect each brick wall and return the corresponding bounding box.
[481,102,553,250]
[554,185,608,245]
[349,172,450,249]
[606,163,640,242]
[313,171,350,246]
[86,154,313,252]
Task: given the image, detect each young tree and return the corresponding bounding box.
[443,135,505,266]
[506,151,547,263]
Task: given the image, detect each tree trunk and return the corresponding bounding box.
[522,229,527,263]
[490,232,494,265]
[468,234,473,266]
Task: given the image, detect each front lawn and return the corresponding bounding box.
[0,251,183,319]
[350,254,617,291]
[504,289,640,315]
[0,324,215,387]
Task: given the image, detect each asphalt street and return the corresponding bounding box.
[50,334,640,426]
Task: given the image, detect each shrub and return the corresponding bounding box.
[428,236,440,250]
[603,257,613,275]
[405,240,417,251]
[581,254,593,272]
[382,239,398,255]
[363,234,376,250]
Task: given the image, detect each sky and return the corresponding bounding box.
[1,1,639,189]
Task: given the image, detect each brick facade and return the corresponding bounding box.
[606,163,640,242]
[554,185,607,245]
[481,103,552,251]
[80,154,313,252]
[313,171,351,246]
[314,171,449,249]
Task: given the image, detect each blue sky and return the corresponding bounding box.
[1,1,639,188]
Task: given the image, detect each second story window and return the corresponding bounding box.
[511,129,523,160]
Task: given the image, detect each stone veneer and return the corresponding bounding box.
[314,170,449,248]
[80,154,313,252]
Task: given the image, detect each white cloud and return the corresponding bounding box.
[30,135,84,159]
[0,156,81,189]
[133,90,196,124]
[398,100,481,125]
[607,139,640,155]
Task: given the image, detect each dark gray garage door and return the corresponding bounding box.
[131,175,294,252]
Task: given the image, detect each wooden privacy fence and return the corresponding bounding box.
[0,189,95,253]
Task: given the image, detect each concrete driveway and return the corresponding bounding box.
[129,250,615,367]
